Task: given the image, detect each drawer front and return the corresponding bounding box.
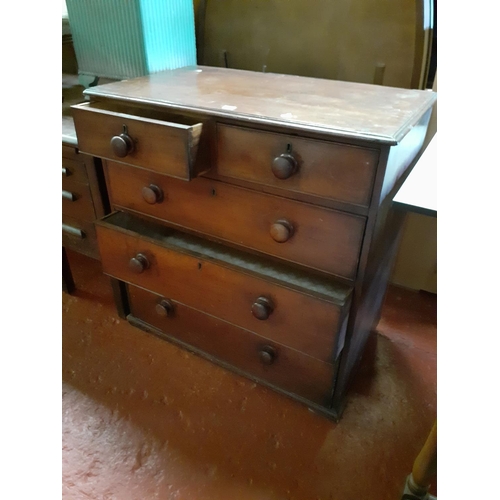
[96,213,351,363]
[128,284,335,406]
[215,124,379,208]
[62,215,99,259]
[62,178,96,221]
[72,102,207,181]
[106,161,365,279]
[62,145,78,160]
[62,157,89,185]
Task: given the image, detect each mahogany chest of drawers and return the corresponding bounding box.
[72,66,436,419]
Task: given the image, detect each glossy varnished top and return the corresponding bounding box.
[84,66,436,145]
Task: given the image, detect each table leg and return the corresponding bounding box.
[402,421,437,499]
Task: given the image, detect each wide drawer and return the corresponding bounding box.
[62,215,99,259]
[96,212,352,363]
[214,124,379,208]
[62,178,96,222]
[105,161,366,280]
[72,101,209,181]
[127,284,336,406]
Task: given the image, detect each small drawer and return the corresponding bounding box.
[96,212,352,363]
[214,124,379,208]
[62,157,89,185]
[127,284,336,407]
[62,179,96,222]
[72,101,210,181]
[105,161,366,280]
[62,215,99,259]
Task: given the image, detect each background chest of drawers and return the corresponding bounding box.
[62,74,112,293]
[71,67,436,419]
[61,144,104,259]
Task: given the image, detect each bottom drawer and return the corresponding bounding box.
[127,284,335,407]
[62,215,99,259]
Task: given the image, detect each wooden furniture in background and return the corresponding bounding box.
[62,74,109,292]
[195,0,434,89]
[393,135,437,217]
[71,66,436,418]
[391,74,437,293]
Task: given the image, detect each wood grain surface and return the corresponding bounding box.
[105,161,366,279]
[128,284,336,406]
[214,124,378,207]
[96,212,352,363]
[72,101,208,180]
[84,66,437,144]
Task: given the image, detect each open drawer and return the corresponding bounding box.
[71,101,210,180]
[95,211,352,364]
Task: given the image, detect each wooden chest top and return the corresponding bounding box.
[84,66,436,145]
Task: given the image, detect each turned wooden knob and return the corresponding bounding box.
[270,219,294,243]
[155,299,174,317]
[110,126,134,157]
[251,297,274,320]
[128,253,149,274]
[259,345,276,365]
[142,184,163,204]
[272,153,297,180]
